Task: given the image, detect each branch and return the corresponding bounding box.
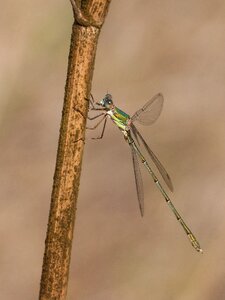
[39,0,111,299]
[70,0,102,28]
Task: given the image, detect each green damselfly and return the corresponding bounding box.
[87,93,202,253]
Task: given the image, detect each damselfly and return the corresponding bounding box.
[87,93,202,253]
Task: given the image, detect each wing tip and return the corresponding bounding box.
[166,174,174,192]
[139,205,144,217]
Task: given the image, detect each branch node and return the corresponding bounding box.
[70,0,102,28]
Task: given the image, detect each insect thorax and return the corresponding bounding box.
[107,106,130,131]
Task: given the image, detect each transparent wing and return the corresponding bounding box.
[130,143,144,216]
[131,123,140,146]
[131,124,173,192]
[131,93,164,125]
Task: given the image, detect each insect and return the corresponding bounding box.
[87,93,202,253]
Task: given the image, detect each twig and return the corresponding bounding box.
[70,0,101,27]
[39,1,111,299]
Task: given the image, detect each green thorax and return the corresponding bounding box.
[110,106,130,130]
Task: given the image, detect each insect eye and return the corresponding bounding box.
[107,100,113,106]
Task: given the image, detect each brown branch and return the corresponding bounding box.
[39,1,111,299]
[70,0,102,27]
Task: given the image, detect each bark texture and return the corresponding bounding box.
[39,1,111,299]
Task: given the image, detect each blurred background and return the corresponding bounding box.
[1,0,225,299]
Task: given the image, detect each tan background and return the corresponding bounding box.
[1,0,225,299]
